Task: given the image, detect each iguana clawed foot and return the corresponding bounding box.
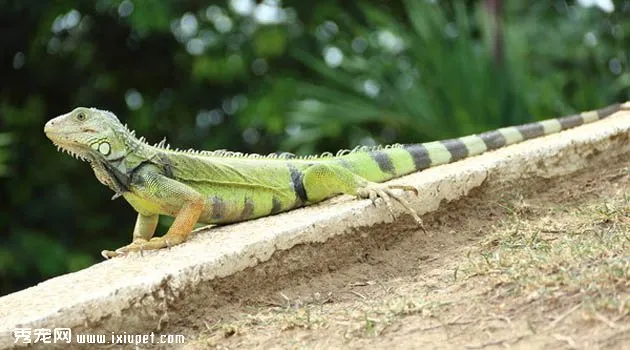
[101,235,184,259]
[356,183,425,230]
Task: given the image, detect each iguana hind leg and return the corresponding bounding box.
[356,183,424,229]
[302,164,423,227]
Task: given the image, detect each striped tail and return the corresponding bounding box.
[333,103,624,183]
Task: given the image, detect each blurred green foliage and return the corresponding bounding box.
[287,0,629,153]
[0,0,628,295]
[0,134,10,176]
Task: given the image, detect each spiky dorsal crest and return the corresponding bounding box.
[120,121,404,161]
[93,108,121,123]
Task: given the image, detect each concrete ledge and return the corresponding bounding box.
[1,107,630,348]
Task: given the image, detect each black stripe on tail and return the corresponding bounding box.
[403,144,431,171]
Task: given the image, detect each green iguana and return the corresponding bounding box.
[44,103,626,258]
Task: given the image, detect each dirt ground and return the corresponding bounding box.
[163,156,629,350]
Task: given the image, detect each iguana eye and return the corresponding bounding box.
[77,112,87,121]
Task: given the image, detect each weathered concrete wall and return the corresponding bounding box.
[1,105,629,349]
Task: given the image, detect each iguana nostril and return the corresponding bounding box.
[44,119,55,133]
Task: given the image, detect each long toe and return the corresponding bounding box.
[357,183,424,229]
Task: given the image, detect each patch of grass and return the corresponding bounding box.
[339,297,445,338]
[462,195,630,316]
[194,289,449,345]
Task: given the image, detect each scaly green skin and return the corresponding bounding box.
[44,103,626,258]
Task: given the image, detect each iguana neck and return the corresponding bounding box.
[89,131,156,196]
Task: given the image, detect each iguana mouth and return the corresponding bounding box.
[45,126,91,161]
[45,130,91,137]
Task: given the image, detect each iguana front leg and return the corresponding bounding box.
[102,168,205,258]
[101,213,158,258]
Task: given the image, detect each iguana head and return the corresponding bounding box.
[45,107,131,162]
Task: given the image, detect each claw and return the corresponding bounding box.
[368,190,378,204]
[388,184,419,196]
[357,182,425,232]
[101,250,119,259]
